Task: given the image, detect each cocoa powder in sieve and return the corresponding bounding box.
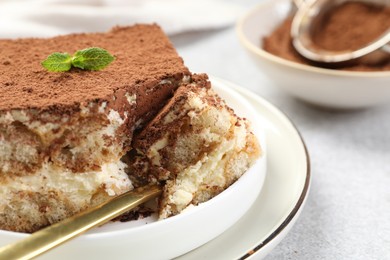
[263,2,390,71]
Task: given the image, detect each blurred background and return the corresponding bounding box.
[1,0,389,259]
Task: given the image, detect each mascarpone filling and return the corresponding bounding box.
[0,160,133,208]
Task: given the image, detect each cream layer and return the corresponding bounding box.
[0,160,132,211]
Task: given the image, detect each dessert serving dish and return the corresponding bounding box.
[0,76,310,259]
[237,0,390,109]
[0,77,267,260]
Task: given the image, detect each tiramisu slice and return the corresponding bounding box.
[125,74,260,218]
[0,25,190,233]
[0,25,261,233]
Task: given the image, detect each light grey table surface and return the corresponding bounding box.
[171,1,390,259]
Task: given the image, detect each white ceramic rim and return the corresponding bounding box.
[236,0,390,78]
[212,77,311,259]
[240,121,310,258]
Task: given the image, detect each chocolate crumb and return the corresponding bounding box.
[22,87,33,93]
[113,206,154,222]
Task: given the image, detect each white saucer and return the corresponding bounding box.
[177,77,311,259]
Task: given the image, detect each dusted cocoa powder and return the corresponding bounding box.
[263,2,390,71]
[0,25,190,112]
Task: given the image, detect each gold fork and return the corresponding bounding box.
[0,184,161,260]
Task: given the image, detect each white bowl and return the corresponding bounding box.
[0,78,266,260]
[237,0,390,109]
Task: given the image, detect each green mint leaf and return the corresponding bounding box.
[71,47,115,71]
[41,52,72,72]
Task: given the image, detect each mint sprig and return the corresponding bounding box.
[41,47,115,72]
[41,53,72,72]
